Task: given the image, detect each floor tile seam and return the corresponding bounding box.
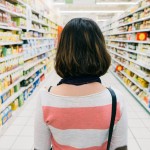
[128,127,142,149]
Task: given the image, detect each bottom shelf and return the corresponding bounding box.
[110,70,150,114]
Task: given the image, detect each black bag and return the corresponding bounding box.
[49,87,117,150]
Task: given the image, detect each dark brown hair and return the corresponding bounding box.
[55,18,111,78]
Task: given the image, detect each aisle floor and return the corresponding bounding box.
[0,71,150,150]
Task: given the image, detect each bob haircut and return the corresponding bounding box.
[55,18,111,78]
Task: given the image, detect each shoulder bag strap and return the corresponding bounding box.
[107,88,117,150]
[48,86,52,92]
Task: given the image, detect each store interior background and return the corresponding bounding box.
[0,0,150,150]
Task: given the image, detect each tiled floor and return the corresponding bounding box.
[0,71,150,150]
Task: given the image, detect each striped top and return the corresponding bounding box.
[34,88,127,150]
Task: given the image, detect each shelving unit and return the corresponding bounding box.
[102,0,150,113]
[0,0,59,128]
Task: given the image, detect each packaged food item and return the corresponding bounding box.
[10,99,18,111]
[18,94,24,107]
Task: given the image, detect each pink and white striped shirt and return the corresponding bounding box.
[34,88,127,150]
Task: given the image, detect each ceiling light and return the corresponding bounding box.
[96,2,138,5]
[60,10,124,14]
[53,2,65,5]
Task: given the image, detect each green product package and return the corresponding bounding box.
[14,84,20,92]
[2,47,7,57]
[18,94,24,107]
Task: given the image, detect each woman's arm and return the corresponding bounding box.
[34,91,51,150]
[110,93,128,150]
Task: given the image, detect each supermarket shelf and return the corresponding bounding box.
[24,71,44,90]
[0,87,25,113]
[24,49,51,61]
[106,39,150,44]
[110,50,150,70]
[32,18,49,27]
[0,25,21,31]
[0,66,23,80]
[0,71,44,113]
[112,57,150,82]
[0,41,23,46]
[0,70,50,134]
[102,4,150,32]
[119,4,150,21]
[120,71,148,92]
[0,77,24,96]
[0,53,23,63]
[110,70,150,114]
[103,16,150,32]
[117,16,150,29]
[24,64,45,80]
[0,6,26,18]
[105,29,150,36]
[108,45,150,57]
[23,57,47,71]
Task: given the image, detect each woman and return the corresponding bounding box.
[34,18,128,150]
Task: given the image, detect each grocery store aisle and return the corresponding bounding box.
[0,71,150,150]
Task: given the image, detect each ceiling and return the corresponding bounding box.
[47,0,138,26]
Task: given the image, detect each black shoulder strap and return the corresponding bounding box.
[48,86,52,92]
[107,88,117,150]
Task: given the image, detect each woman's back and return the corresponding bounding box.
[34,84,127,150]
[34,18,128,150]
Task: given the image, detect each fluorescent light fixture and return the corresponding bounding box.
[60,10,124,14]
[53,2,65,5]
[96,2,138,5]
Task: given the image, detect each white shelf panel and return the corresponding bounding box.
[0,41,23,46]
[22,37,52,40]
[23,57,47,71]
[110,50,150,70]
[0,66,23,80]
[19,26,27,30]
[108,45,150,57]
[110,70,150,114]
[24,49,51,61]
[0,25,21,31]
[105,29,150,36]
[112,57,150,82]
[106,39,150,44]
[0,53,23,63]
[0,77,24,96]
[24,64,45,80]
